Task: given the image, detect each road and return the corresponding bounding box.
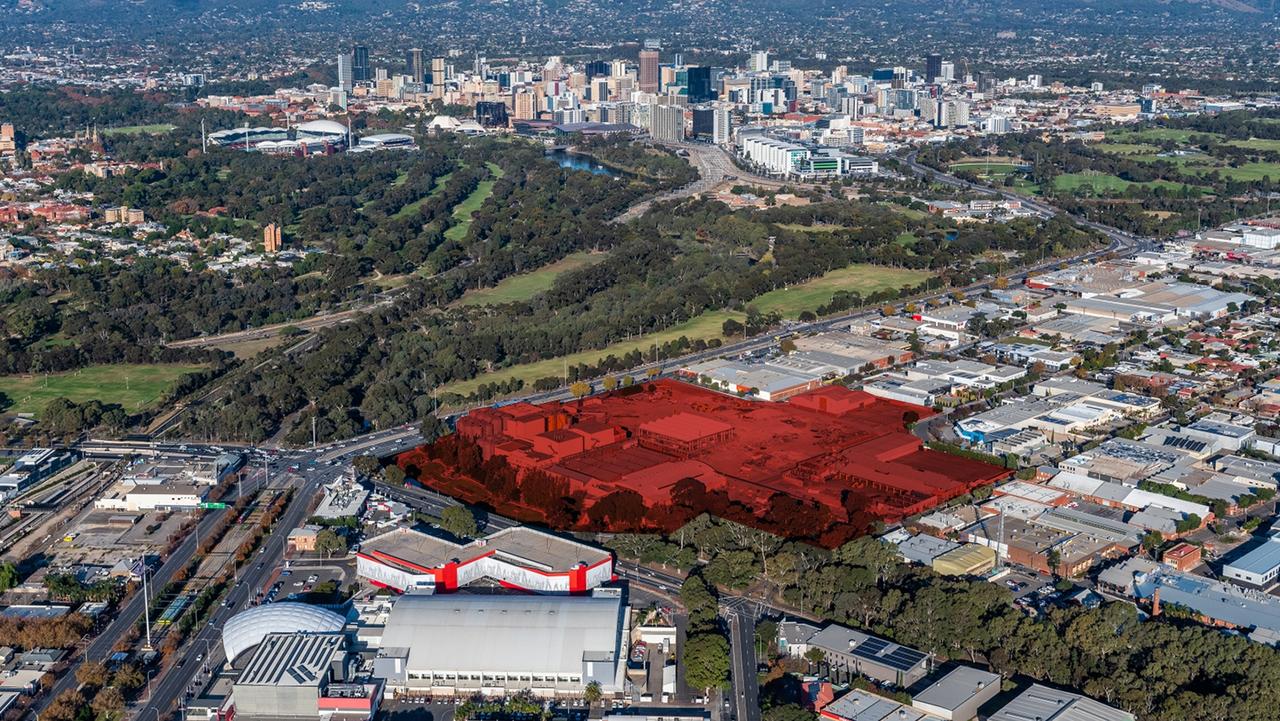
[611,142,785,224]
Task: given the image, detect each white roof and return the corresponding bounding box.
[222,602,346,662]
[382,594,623,676]
[296,119,348,136]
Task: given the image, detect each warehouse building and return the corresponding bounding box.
[1223,530,1280,588]
[371,590,627,698]
[778,621,929,688]
[356,526,614,594]
[909,665,1001,721]
[987,683,1134,721]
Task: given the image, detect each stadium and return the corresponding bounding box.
[355,525,614,594]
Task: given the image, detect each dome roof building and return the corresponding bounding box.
[221,602,347,663]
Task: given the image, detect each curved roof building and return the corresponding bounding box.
[222,602,347,663]
[295,119,349,140]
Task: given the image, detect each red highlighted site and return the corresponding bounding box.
[395,380,1008,547]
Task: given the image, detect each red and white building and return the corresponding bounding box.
[356,526,614,594]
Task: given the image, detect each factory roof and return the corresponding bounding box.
[1134,570,1280,636]
[807,625,928,674]
[379,593,623,676]
[987,683,1135,721]
[820,689,933,721]
[1224,534,1280,577]
[910,665,1000,716]
[360,525,611,574]
[237,632,344,687]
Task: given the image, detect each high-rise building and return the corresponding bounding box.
[352,44,370,82]
[406,48,425,84]
[337,52,353,92]
[0,123,15,156]
[925,54,942,83]
[585,60,610,79]
[649,103,684,142]
[687,66,716,103]
[749,51,770,72]
[691,107,716,138]
[712,107,731,145]
[513,90,538,120]
[263,223,283,253]
[638,50,660,94]
[940,61,955,82]
[431,57,446,98]
[475,101,509,127]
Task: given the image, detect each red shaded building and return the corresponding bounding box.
[447,380,1008,534]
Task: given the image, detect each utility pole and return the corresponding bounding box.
[141,565,153,650]
[312,414,317,449]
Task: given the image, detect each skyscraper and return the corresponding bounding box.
[352,44,370,82]
[406,48,425,84]
[584,60,610,79]
[638,49,659,94]
[337,52,353,92]
[925,54,942,83]
[649,103,684,142]
[687,66,716,103]
[712,107,731,146]
[431,56,446,98]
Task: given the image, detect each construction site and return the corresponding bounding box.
[397,380,1009,546]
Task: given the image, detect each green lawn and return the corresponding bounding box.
[1110,128,1222,144]
[747,264,931,319]
[392,170,455,220]
[439,310,744,398]
[440,263,930,400]
[776,223,843,233]
[0,364,206,416]
[894,232,918,249]
[1226,138,1280,152]
[1094,142,1160,156]
[879,202,928,220]
[1053,172,1199,195]
[455,251,607,306]
[443,162,505,242]
[101,123,177,136]
[950,162,1020,176]
[1205,162,1280,182]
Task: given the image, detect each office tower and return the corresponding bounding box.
[687,66,715,103]
[639,49,659,93]
[475,102,510,127]
[431,56,446,98]
[749,51,769,72]
[610,60,628,78]
[840,96,863,118]
[263,223,282,253]
[352,44,370,82]
[940,61,955,82]
[650,103,684,142]
[672,52,683,67]
[871,67,894,82]
[691,108,715,138]
[1027,74,1043,88]
[406,48,425,84]
[0,123,15,155]
[592,78,610,102]
[712,107,731,145]
[513,90,537,120]
[925,54,942,83]
[337,52,352,91]
[985,115,1011,133]
[585,60,610,79]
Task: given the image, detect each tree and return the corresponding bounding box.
[382,464,406,485]
[76,660,110,688]
[420,414,448,443]
[722,318,745,337]
[91,686,126,721]
[315,528,347,558]
[352,455,381,479]
[0,561,19,591]
[439,505,479,538]
[583,680,603,707]
[683,632,731,691]
[570,381,592,399]
[602,376,618,392]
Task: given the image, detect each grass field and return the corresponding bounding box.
[746,264,931,320]
[440,263,930,399]
[392,170,455,220]
[950,161,1021,176]
[1205,162,1280,182]
[1094,142,1161,156]
[206,335,289,360]
[101,123,177,136]
[439,311,744,398]
[455,251,607,306]
[1053,172,1199,194]
[0,364,206,416]
[880,202,928,220]
[1110,128,1223,144]
[776,223,843,233]
[1226,138,1280,152]
[443,162,505,242]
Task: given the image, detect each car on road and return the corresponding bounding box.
[306,574,318,583]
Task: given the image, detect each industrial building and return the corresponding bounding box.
[371,590,627,698]
[1223,530,1280,587]
[0,448,75,501]
[778,621,929,688]
[231,633,381,720]
[909,665,1001,721]
[222,603,349,663]
[986,684,1134,721]
[355,525,614,594]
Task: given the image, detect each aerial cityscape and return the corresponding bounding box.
[6,2,1280,721]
